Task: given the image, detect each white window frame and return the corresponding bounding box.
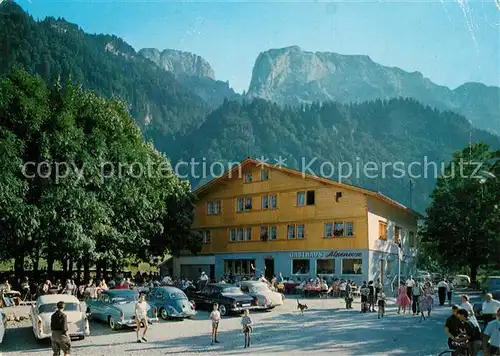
[297,224,305,239]
[297,191,305,206]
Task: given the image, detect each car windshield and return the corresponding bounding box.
[112,293,139,303]
[250,284,270,293]
[169,292,187,300]
[221,287,244,295]
[39,303,80,313]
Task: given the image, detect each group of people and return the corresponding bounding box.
[444,297,500,356]
[394,276,435,319]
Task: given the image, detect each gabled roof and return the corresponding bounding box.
[194,157,423,218]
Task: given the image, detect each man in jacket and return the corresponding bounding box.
[51,301,71,356]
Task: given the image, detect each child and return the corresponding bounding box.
[209,303,221,345]
[241,309,253,348]
[418,293,427,322]
[377,290,386,319]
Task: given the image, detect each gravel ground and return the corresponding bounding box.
[0,295,466,356]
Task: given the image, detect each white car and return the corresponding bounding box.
[30,294,90,340]
[0,308,6,343]
[239,281,284,309]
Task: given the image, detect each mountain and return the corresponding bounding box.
[139,48,215,78]
[139,48,240,108]
[179,98,500,212]
[0,1,209,154]
[246,46,500,135]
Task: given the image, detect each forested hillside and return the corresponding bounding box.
[178,98,500,212]
[0,1,208,154]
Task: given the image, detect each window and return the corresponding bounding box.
[237,228,244,241]
[237,198,244,212]
[297,224,305,239]
[379,221,387,240]
[306,190,315,205]
[260,226,268,241]
[297,191,305,206]
[334,222,344,236]
[244,172,252,183]
[214,200,221,214]
[224,259,255,276]
[386,260,392,274]
[395,226,401,243]
[287,224,296,239]
[342,259,363,275]
[324,223,333,238]
[245,227,252,241]
[292,259,310,274]
[261,170,269,181]
[244,197,252,211]
[409,231,415,247]
[317,259,335,274]
[202,230,211,244]
[229,228,236,242]
[269,226,277,240]
[345,222,354,236]
[270,195,277,209]
[261,195,269,209]
[207,201,214,215]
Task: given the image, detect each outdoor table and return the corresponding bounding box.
[283,282,299,294]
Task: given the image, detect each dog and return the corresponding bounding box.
[297,300,308,314]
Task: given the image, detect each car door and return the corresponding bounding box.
[93,294,108,320]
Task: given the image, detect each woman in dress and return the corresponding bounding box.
[460,294,480,328]
[396,281,411,314]
[423,280,434,317]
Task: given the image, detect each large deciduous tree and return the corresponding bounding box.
[0,68,201,278]
[420,142,500,283]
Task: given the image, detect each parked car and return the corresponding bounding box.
[0,308,6,343]
[186,283,259,316]
[473,290,500,321]
[431,273,443,284]
[238,281,284,309]
[482,276,500,292]
[146,286,196,320]
[86,289,158,330]
[30,294,89,340]
[452,275,471,288]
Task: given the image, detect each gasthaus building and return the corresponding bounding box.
[173,158,422,286]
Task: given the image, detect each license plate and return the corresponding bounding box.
[242,303,250,307]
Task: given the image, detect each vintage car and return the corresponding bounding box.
[146,286,196,320]
[30,294,89,340]
[473,290,500,321]
[0,308,6,343]
[482,276,500,292]
[186,283,259,316]
[452,275,471,288]
[86,289,158,330]
[238,281,284,309]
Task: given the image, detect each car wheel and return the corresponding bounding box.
[219,304,228,316]
[108,316,119,330]
[79,336,85,340]
[160,307,169,320]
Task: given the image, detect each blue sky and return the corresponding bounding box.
[16,0,500,93]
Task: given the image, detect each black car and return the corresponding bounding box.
[186,283,259,316]
[472,290,500,321]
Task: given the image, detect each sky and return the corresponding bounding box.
[15,0,500,94]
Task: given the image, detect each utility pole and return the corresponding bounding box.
[409,179,413,210]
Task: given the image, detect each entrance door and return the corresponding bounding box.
[264,259,274,281]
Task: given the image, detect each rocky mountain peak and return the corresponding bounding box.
[139,48,215,79]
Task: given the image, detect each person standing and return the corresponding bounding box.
[209,303,221,345]
[134,293,149,343]
[483,308,500,356]
[241,309,253,348]
[423,280,435,317]
[482,293,500,328]
[406,275,415,303]
[412,281,422,315]
[447,280,454,306]
[377,290,386,319]
[396,281,411,314]
[368,281,376,312]
[50,301,71,356]
[345,280,353,309]
[444,305,465,354]
[460,295,480,328]
[360,282,369,313]
[437,278,448,306]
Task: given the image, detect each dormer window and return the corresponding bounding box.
[244,172,252,183]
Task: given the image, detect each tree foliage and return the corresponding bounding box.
[420,142,500,282]
[0,68,201,276]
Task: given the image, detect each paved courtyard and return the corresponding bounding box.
[1,296,460,356]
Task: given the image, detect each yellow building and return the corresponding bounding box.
[174,158,421,285]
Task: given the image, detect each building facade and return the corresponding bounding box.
[174,158,421,286]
